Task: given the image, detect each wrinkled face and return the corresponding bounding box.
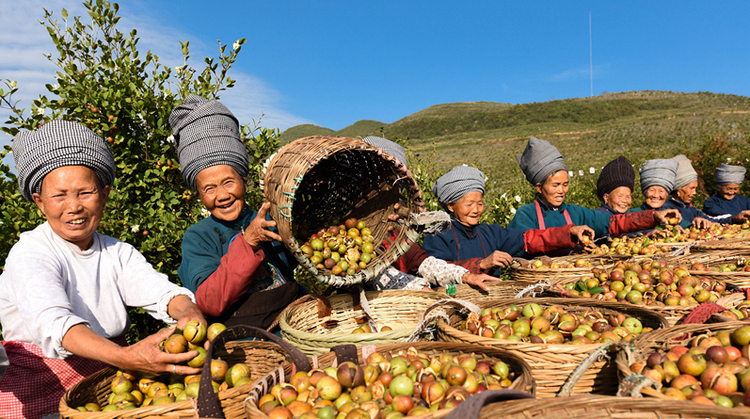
[718,183,741,201]
[644,185,668,209]
[195,165,247,222]
[603,186,633,214]
[447,191,484,227]
[675,181,698,204]
[32,166,110,251]
[536,170,569,208]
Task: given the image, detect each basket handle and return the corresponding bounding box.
[444,390,534,419]
[557,341,628,397]
[196,325,311,419]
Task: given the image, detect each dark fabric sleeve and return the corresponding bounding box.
[195,235,265,317]
[523,225,575,255]
[607,210,657,237]
[392,242,430,276]
[422,229,458,262]
[701,195,723,217]
[573,205,613,238]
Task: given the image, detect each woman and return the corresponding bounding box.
[0,121,206,419]
[508,137,680,237]
[660,155,721,228]
[594,156,635,215]
[361,136,500,292]
[702,163,750,223]
[636,158,679,212]
[422,165,595,276]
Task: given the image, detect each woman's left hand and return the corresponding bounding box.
[462,273,502,292]
[653,209,681,225]
[692,217,712,229]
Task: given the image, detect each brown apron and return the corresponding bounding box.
[208,281,300,330]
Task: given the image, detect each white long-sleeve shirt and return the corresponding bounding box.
[0,222,194,359]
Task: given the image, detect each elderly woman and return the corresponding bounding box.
[660,155,722,228]
[171,95,304,330]
[636,158,679,212]
[595,156,635,214]
[0,121,205,418]
[360,137,500,292]
[422,165,595,276]
[702,164,750,223]
[508,137,680,238]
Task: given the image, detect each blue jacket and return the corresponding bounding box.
[703,194,750,220]
[660,197,725,226]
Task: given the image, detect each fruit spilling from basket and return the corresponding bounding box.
[298,217,377,276]
[628,325,750,408]
[691,259,750,273]
[554,258,734,306]
[256,347,516,418]
[458,303,649,344]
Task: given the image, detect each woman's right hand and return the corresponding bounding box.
[243,202,283,250]
[121,326,202,376]
[479,251,513,270]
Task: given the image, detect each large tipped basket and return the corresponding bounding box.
[436,297,669,398]
[263,136,425,286]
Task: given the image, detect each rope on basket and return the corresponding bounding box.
[357,284,379,333]
[670,241,697,257]
[557,341,624,397]
[617,373,661,398]
[514,279,552,298]
[405,299,480,342]
[410,211,451,234]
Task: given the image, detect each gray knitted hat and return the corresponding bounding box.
[169,95,248,191]
[715,163,746,186]
[432,165,485,211]
[362,136,408,169]
[672,154,698,190]
[12,120,116,202]
[639,159,679,194]
[517,136,567,186]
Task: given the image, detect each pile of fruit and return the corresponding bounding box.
[627,325,750,408]
[555,259,734,306]
[255,347,516,419]
[690,260,750,273]
[75,322,250,411]
[458,303,650,345]
[520,257,593,269]
[299,217,377,276]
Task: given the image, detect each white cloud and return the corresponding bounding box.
[550,64,609,83]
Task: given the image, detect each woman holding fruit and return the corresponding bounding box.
[0,121,207,419]
[422,164,596,276]
[702,163,750,224]
[660,155,722,228]
[508,137,681,239]
[171,95,303,330]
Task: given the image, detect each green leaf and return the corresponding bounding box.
[575,280,588,292]
[588,287,605,295]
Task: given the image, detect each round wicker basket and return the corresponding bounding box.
[669,250,750,286]
[244,342,536,419]
[510,254,618,283]
[692,236,750,252]
[436,297,669,398]
[263,135,425,286]
[434,280,544,305]
[279,290,455,356]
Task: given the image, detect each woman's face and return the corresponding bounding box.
[195,165,247,222]
[644,185,668,209]
[675,181,698,204]
[32,165,110,251]
[718,183,741,201]
[603,186,633,214]
[536,170,569,208]
[447,191,484,227]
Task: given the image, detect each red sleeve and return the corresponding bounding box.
[522,225,575,255]
[607,210,657,237]
[392,243,429,276]
[195,235,265,317]
[448,258,487,274]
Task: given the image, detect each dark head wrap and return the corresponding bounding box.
[639,159,679,194]
[517,136,567,186]
[362,136,408,169]
[12,120,116,202]
[169,94,248,191]
[432,165,485,211]
[672,154,698,190]
[715,164,746,186]
[596,156,635,201]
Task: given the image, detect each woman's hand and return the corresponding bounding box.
[120,326,202,376]
[570,225,595,250]
[653,209,681,225]
[461,273,502,292]
[479,251,513,270]
[733,210,750,224]
[243,202,283,249]
[692,217,712,229]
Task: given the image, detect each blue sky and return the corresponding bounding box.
[1,0,750,150]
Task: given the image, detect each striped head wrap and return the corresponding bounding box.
[715,164,746,186]
[432,165,485,211]
[169,95,248,191]
[12,120,116,202]
[639,159,679,194]
[672,154,698,190]
[517,136,567,186]
[362,136,408,169]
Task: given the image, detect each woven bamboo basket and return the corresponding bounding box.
[692,236,750,252]
[244,342,536,419]
[471,394,750,418]
[279,290,457,356]
[60,327,308,419]
[262,136,425,287]
[668,251,750,286]
[436,297,669,398]
[615,321,750,411]
[434,280,545,305]
[510,254,618,283]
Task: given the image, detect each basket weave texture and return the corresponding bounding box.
[263,135,425,286]
[279,290,453,356]
[692,236,750,252]
[244,342,536,419]
[436,297,669,398]
[510,254,618,282]
[434,280,542,304]
[60,339,295,419]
